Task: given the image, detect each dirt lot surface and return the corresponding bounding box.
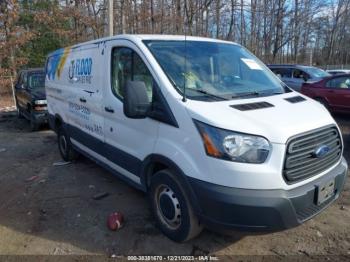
[0,111,349,259]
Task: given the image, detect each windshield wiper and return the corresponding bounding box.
[231,91,261,99]
[232,90,286,99]
[187,88,228,101]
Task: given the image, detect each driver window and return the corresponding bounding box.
[272,68,292,78]
[111,47,154,101]
[293,69,308,80]
[133,53,153,100]
[111,47,132,99]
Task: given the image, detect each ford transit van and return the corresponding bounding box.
[45,35,348,242]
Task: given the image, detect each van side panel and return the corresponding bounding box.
[46,44,105,145]
[46,41,149,187]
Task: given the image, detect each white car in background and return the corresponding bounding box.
[326,69,350,75]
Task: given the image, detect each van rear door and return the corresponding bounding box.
[64,47,105,152]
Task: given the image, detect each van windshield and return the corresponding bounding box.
[144,40,289,101]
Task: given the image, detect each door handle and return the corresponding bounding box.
[80,98,87,103]
[105,106,114,113]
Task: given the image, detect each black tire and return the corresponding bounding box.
[30,114,39,131]
[149,169,203,242]
[57,126,79,162]
[16,104,24,119]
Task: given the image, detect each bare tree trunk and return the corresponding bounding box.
[250,0,255,51]
[293,0,299,62]
[176,0,181,34]
[216,0,220,38]
[160,0,164,33]
[150,0,155,34]
[240,0,246,45]
[121,0,125,34]
[226,0,235,40]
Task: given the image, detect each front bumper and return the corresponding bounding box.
[32,110,48,124]
[189,157,348,230]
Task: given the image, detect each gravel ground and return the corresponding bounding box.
[0,111,349,259]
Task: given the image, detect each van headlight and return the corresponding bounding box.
[194,120,271,163]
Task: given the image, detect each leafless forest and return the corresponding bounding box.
[1,0,350,87]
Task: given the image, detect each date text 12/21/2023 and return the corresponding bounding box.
[126,256,219,261]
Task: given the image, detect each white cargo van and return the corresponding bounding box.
[45,35,348,242]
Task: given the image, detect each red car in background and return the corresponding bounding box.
[301,74,350,113]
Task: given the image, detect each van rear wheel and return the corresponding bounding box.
[149,169,203,242]
[57,126,79,162]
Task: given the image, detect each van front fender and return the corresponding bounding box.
[140,153,203,215]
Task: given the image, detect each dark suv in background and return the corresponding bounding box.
[15,68,47,131]
[268,64,330,91]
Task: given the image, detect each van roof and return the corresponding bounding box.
[48,34,239,56]
[78,34,237,46]
[19,68,45,74]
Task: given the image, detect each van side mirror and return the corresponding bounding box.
[123,80,151,119]
[15,83,23,89]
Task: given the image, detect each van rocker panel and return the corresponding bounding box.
[188,157,348,230]
[68,123,142,176]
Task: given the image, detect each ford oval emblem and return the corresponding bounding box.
[313,145,330,158]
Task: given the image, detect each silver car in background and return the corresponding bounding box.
[326,69,350,75]
[268,64,330,91]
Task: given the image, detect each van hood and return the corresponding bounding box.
[185,93,336,144]
[31,88,46,100]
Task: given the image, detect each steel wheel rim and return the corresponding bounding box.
[155,184,182,230]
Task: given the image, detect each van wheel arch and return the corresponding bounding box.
[54,114,64,132]
[26,103,31,113]
[140,155,202,215]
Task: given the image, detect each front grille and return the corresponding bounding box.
[283,126,342,183]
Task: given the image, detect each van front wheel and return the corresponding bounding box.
[149,169,203,242]
[57,126,79,162]
[30,114,39,131]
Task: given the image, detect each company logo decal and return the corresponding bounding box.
[313,145,330,158]
[69,57,93,84]
[46,47,71,80]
